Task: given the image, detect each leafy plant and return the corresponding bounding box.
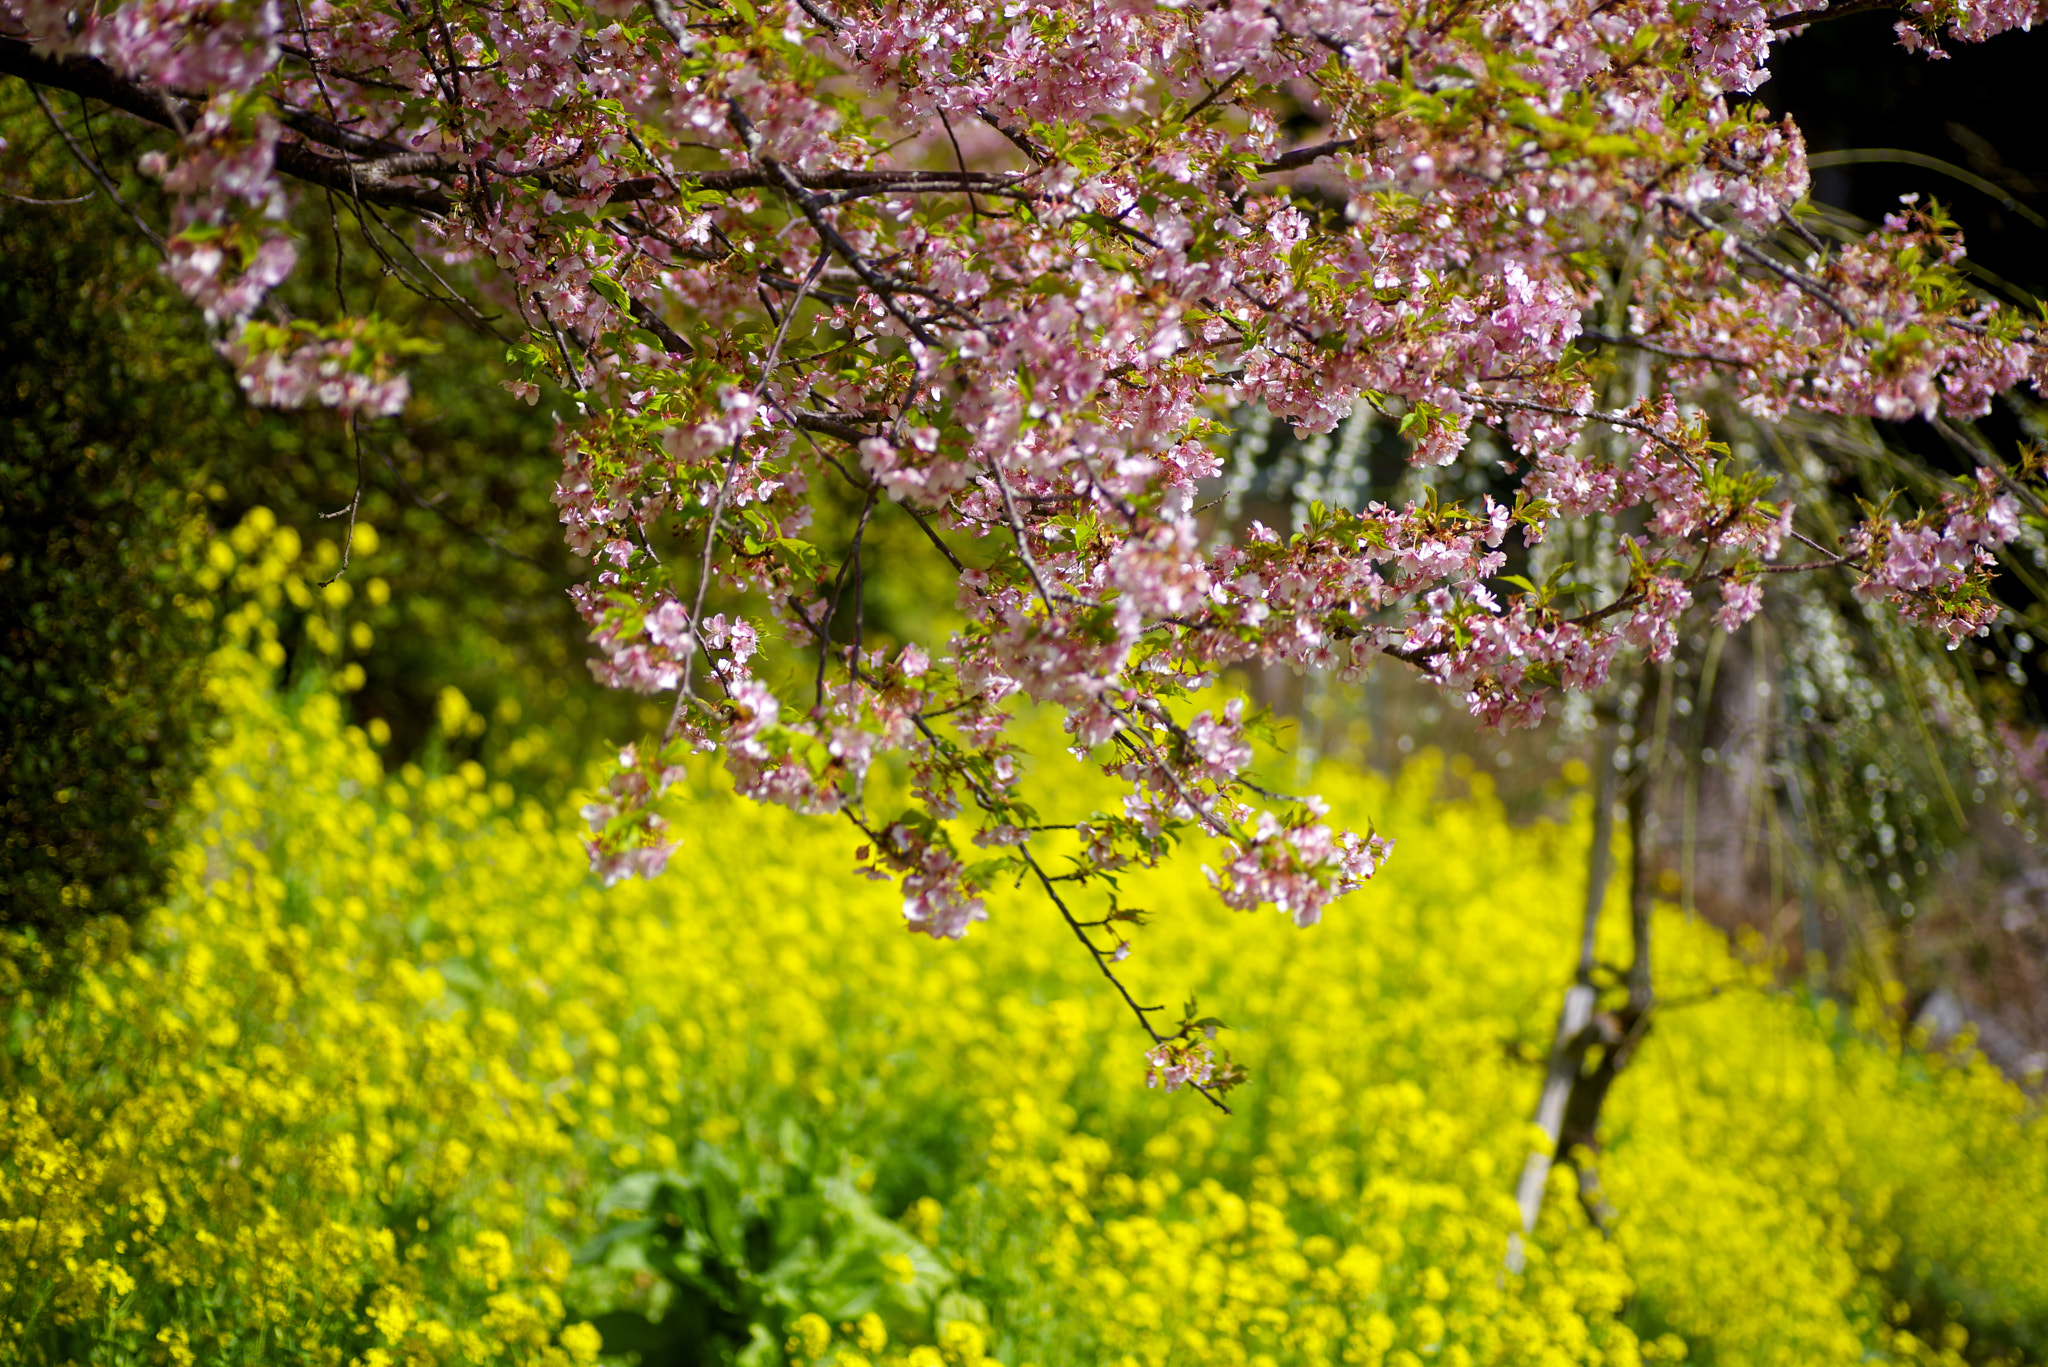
[575,1131,951,1367]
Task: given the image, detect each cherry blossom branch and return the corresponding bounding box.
[1576,329,1739,366]
[3,36,1033,226]
[1456,390,1706,473]
[783,415,972,574]
[1656,194,1860,327]
[813,486,881,705]
[665,244,829,730]
[22,0,2043,1109]
[988,461,1066,612]
[791,0,843,34]
[350,199,507,338]
[1183,68,1245,122]
[975,105,1049,164]
[1105,701,1238,841]
[644,0,689,49]
[0,37,460,214]
[1017,844,1233,1114]
[1255,136,1361,174]
[1930,415,2048,521]
[610,165,1035,205]
[724,102,943,349]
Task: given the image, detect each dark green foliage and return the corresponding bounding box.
[0,91,638,947]
[0,187,222,937]
[574,1129,951,1367]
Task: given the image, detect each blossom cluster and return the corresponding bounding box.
[5,0,2044,999]
[1851,468,2024,646]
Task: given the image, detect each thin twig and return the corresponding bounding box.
[320,414,368,584]
[987,460,1063,611]
[1575,329,1739,366]
[1457,389,1705,475]
[28,86,164,253]
[1930,415,2048,522]
[1104,701,1236,841]
[1182,68,1244,122]
[1017,845,1232,1114]
[1657,194,1859,327]
[814,485,881,705]
[937,105,979,225]
[665,243,830,736]
[1769,0,1906,30]
[0,188,92,204]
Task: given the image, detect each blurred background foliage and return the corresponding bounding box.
[1,106,221,939]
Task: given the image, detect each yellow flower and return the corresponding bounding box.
[559,1321,603,1364]
[8,550,2048,1367]
[939,1320,989,1367]
[792,1313,834,1362]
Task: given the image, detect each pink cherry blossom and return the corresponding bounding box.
[14,0,2044,1102]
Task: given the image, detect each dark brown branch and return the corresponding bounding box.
[792,0,843,32]
[7,37,1022,217]
[1182,68,1244,122]
[1576,328,1742,367]
[277,42,414,93]
[1456,388,1706,474]
[977,105,1050,165]
[786,407,879,444]
[628,299,694,356]
[606,165,1032,205]
[1255,137,1359,174]
[2,35,1048,230]
[1017,845,1232,1114]
[1768,0,1902,30]
[645,0,691,48]
[0,37,460,215]
[1656,194,1860,327]
[0,38,186,138]
[276,106,413,160]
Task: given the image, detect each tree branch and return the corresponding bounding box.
[1255,137,1360,174]
[1768,0,1904,31]
[0,37,461,215]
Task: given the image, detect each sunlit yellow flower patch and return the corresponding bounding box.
[4,518,2045,1367]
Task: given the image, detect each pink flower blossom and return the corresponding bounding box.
[36,0,2048,1089]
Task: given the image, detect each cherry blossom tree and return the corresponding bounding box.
[4,0,2044,1107]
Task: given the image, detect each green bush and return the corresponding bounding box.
[0,190,219,939]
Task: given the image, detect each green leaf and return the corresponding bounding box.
[591,275,632,312]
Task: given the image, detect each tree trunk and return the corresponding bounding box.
[1510,671,1662,1268]
[1508,719,1616,1272]
[1556,747,1656,1232]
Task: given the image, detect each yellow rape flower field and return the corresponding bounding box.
[6,528,2048,1367]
